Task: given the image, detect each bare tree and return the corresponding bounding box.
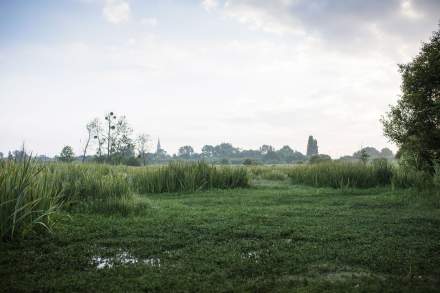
[136,134,150,165]
[87,118,105,160]
[82,120,95,162]
[104,112,117,159]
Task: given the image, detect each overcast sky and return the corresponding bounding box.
[0,0,439,157]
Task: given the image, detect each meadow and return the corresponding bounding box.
[1,159,440,292]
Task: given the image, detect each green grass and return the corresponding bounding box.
[1,182,439,292]
[287,160,394,188]
[50,161,249,202]
[130,161,249,194]
[0,158,63,240]
[1,160,249,239]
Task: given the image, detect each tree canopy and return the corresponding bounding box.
[59,145,75,162]
[382,26,440,172]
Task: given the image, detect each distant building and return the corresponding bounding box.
[306,135,319,156]
[156,138,162,154]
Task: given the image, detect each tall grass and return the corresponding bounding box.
[0,158,63,240]
[247,165,291,181]
[49,164,130,201]
[1,160,249,235]
[48,161,248,200]
[287,160,394,188]
[130,161,249,194]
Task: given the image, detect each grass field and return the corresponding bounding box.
[1,178,439,292]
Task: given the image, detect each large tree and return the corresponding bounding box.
[381,26,440,172]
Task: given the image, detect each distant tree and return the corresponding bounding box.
[90,118,105,160]
[202,145,215,158]
[306,136,318,156]
[380,148,394,159]
[136,134,150,165]
[7,151,13,160]
[259,145,275,155]
[104,112,117,159]
[277,145,294,157]
[215,143,238,157]
[59,145,75,162]
[220,158,229,165]
[263,150,280,163]
[12,144,28,161]
[353,147,380,160]
[338,155,355,162]
[82,119,98,162]
[309,154,331,164]
[381,26,440,172]
[359,148,370,164]
[112,115,134,157]
[276,146,306,163]
[239,149,261,159]
[0,152,3,160]
[242,158,258,165]
[178,145,194,158]
[125,156,141,166]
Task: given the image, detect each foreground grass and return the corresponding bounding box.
[1,183,440,292]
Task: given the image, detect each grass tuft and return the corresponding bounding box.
[0,158,63,240]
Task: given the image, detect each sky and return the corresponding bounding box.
[0,0,439,158]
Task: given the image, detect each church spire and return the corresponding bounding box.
[156,138,162,154]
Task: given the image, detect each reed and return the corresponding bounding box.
[0,158,63,240]
[129,161,249,194]
[287,160,394,188]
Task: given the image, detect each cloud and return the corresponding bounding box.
[201,0,219,11]
[221,0,440,53]
[103,0,130,24]
[140,17,158,27]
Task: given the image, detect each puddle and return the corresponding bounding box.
[92,256,113,269]
[91,250,161,269]
[241,251,260,263]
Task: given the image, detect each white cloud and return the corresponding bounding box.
[220,0,439,53]
[223,1,301,35]
[400,0,423,20]
[103,0,130,24]
[140,17,158,27]
[201,0,219,12]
